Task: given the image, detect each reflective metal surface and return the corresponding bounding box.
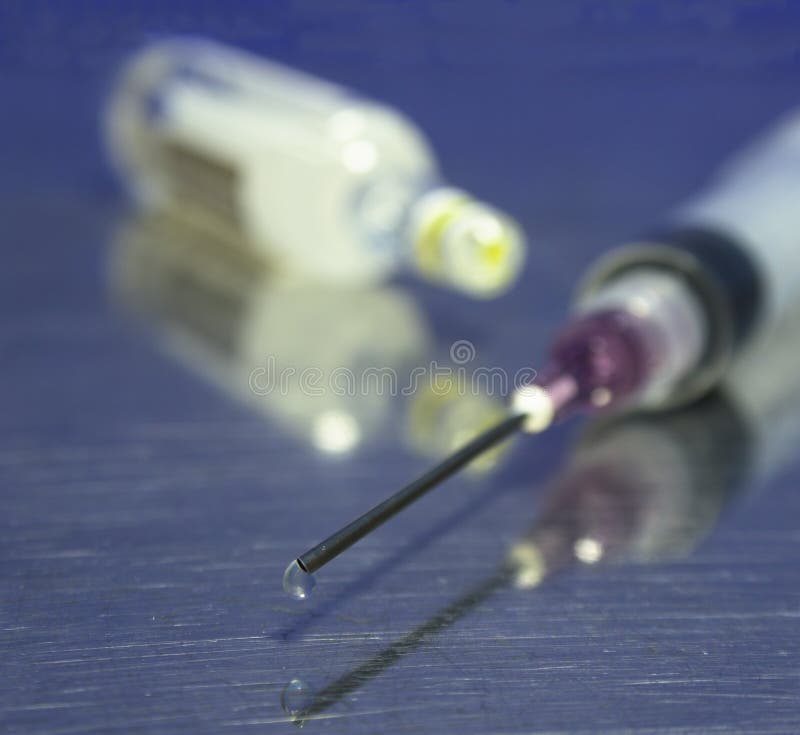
[3,4,800,733]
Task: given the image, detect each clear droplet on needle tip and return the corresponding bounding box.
[283,559,316,600]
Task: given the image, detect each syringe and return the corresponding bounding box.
[285,104,800,595]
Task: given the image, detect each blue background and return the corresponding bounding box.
[2,2,800,733]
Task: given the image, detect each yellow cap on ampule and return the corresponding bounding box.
[411,188,525,297]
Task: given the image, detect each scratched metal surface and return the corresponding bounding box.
[2,3,800,733]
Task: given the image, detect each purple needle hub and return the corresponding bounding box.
[534,308,655,420]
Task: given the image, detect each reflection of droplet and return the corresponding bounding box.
[282,560,316,600]
[281,678,314,716]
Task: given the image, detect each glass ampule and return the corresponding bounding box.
[106,38,526,297]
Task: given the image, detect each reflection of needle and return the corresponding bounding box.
[284,565,513,725]
[287,413,526,585]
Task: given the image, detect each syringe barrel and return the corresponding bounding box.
[676,108,800,317]
[577,109,800,408]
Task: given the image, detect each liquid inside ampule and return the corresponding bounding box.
[282,560,316,600]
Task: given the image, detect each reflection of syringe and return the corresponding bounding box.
[517,282,800,578]
[508,396,747,588]
[287,106,800,587]
[282,299,800,721]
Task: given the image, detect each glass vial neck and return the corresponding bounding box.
[406,186,526,297]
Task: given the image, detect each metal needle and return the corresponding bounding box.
[292,412,527,575]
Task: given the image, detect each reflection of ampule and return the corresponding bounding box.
[405,373,512,474]
[109,212,431,455]
[106,38,525,297]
